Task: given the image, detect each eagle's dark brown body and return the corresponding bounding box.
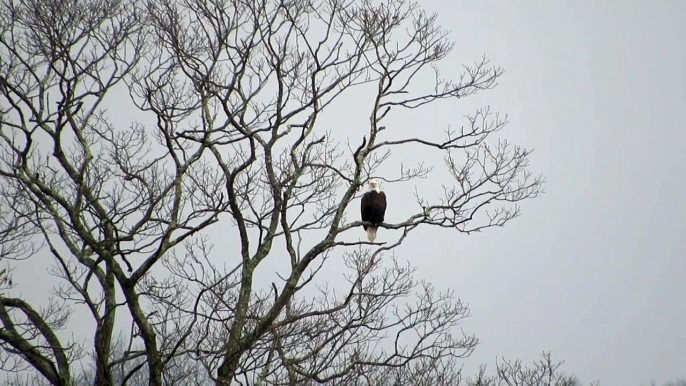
[360,182,387,241]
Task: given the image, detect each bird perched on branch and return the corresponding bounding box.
[360,179,387,242]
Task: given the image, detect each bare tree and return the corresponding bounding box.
[0,0,545,384]
[463,352,600,386]
[4,347,598,386]
[3,335,212,386]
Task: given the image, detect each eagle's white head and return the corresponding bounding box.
[368,179,381,192]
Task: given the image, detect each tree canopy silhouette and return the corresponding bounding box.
[0,0,545,384]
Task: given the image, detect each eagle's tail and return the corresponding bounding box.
[366,226,378,242]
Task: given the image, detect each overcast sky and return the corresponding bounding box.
[5,1,686,385]
[400,1,686,384]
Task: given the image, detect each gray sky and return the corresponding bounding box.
[5,1,686,385]
[402,1,686,384]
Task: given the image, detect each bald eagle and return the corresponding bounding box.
[360,180,387,242]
